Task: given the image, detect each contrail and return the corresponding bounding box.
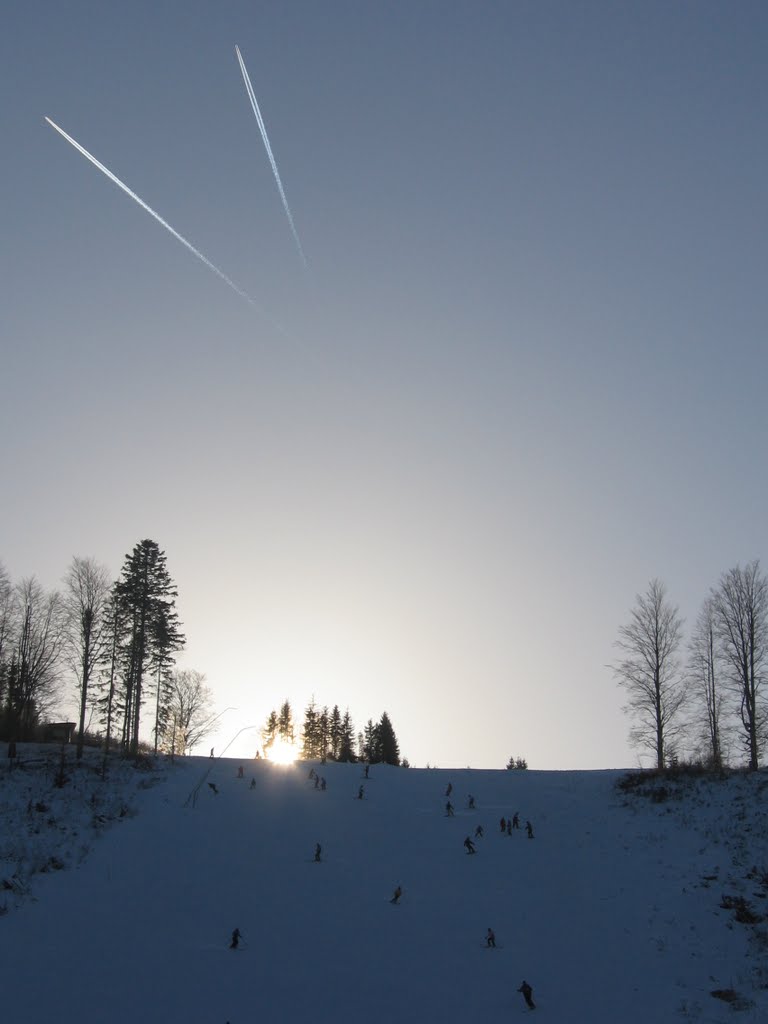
[235,45,308,268]
[44,116,261,308]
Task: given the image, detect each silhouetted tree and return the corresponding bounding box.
[377,712,400,765]
[613,579,686,769]
[338,709,356,762]
[301,697,321,759]
[712,561,768,771]
[115,540,183,756]
[262,709,278,755]
[687,597,726,769]
[164,669,215,755]
[62,556,112,759]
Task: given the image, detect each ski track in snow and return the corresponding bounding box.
[1,750,767,1023]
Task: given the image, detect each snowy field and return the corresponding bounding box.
[1,749,767,1023]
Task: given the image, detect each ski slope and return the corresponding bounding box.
[2,755,766,1023]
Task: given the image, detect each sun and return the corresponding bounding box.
[267,737,300,765]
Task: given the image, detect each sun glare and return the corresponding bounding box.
[267,737,300,765]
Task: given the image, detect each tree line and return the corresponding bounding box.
[261,699,403,765]
[0,541,215,758]
[613,559,767,771]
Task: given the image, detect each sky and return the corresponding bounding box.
[2,754,765,1022]
[1,1,767,769]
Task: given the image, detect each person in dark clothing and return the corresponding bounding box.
[517,980,535,1009]
[499,817,506,833]
[320,777,327,791]
[475,824,484,839]
[308,767,315,780]
[237,765,244,778]
[464,836,476,854]
[512,812,520,829]
[507,818,512,836]
[486,928,496,948]
[358,785,364,800]
[468,794,475,809]
[249,778,256,790]
[364,764,370,778]
[230,928,241,950]
[208,783,219,795]
[314,843,322,862]
[314,775,320,789]
[526,821,534,839]
[390,885,402,904]
[445,783,453,797]
[445,801,454,817]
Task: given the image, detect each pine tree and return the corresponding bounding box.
[377,712,400,766]
[278,699,294,742]
[115,540,184,756]
[329,704,342,760]
[338,710,356,762]
[262,709,278,755]
[301,698,320,759]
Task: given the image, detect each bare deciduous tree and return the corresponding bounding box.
[163,669,215,756]
[613,579,686,769]
[712,560,768,771]
[687,597,726,769]
[63,556,113,759]
[10,577,65,737]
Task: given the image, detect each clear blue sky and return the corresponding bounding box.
[2,1,766,768]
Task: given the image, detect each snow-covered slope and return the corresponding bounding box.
[1,754,766,1023]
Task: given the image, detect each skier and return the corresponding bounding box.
[486,927,496,948]
[445,783,453,797]
[249,778,256,790]
[445,801,454,817]
[507,818,512,836]
[364,764,370,779]
[229,928,241,950]
[208,782,219,795]
[464,836,476,854]
[308,767,315,780]
[320,777,327,791]
[314,775,320,789]
[468,794,475,810]
[358,785,365,800]
[474,824,484,839]
[314,843,322,862]
[526,821,534,839]
[499,817,506,833]
[390,885,402,904]
[512,812,520,829]
[517,980,535,1009]
[237,765,244,778]
[209,748,214,758]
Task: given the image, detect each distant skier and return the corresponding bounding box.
[486,927,496,948]
[364,764,370,779]
[512,812,520,829]
[308,767,315,780]
[390,885,402,904]
[445,801,454,817]
[445,783,453,797]
[320,777,327,791]
[314,775,320,789]
[507,818,512,836]
[475,825,484,839]
[249,778,256,790]
[229,928,241,950]
[526,821,534,839]
[464,836,476,854]
[237,765,244,778]
[517,980,535,1009]
[499,817,506,833]
[358,785,365,800]
[208,782,219,795]
[209,748,214,758]
[468,794,475,810]
[314,843,322,862]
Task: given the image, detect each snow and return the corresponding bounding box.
[1,750,767,1023]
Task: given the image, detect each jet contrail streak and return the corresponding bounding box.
[235,45,308,268]
[45,116,260,308]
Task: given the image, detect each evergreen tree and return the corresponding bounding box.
[115,540,184,756]
[377,711,400,766]
[329,704,342,760]
[301,697,320,759]
[262,709,278,755]
[338,709,356,762]
[318,706,330,760]
[278,699,294,742]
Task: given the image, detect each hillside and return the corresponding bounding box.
[1,751,767,1023]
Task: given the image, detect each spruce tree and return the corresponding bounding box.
[377,712,400,766]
